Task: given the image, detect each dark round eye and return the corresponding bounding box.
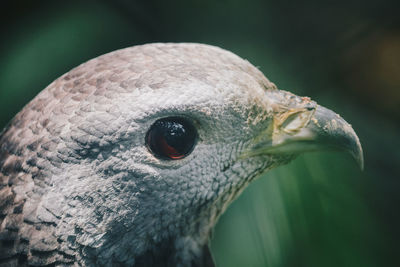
[146,117,198,160]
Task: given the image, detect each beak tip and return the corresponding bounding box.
[312,105,365,171]
[353,139,364,171]
[354,148,364,171]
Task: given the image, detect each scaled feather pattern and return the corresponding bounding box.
[0,43,362,267]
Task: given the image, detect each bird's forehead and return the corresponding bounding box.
[116,66,265,113]
[56,43,277,117]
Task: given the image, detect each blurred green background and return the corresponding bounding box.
[0,0,399,266]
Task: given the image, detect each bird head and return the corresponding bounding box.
[0,43,362,266]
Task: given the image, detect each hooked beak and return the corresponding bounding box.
[247,90,364,170]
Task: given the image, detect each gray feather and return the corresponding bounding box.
[0,43,362,266]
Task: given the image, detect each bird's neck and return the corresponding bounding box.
[133,236,215,267]
[124,191,223,266]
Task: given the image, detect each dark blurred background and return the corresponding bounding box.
[0,0,399,266]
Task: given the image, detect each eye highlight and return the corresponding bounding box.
[146,117,198,160]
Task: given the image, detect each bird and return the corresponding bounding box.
[0,43,363,267]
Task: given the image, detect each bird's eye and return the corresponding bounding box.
[146,117,198,160]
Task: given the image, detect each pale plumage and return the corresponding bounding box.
[0,43,362,267]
